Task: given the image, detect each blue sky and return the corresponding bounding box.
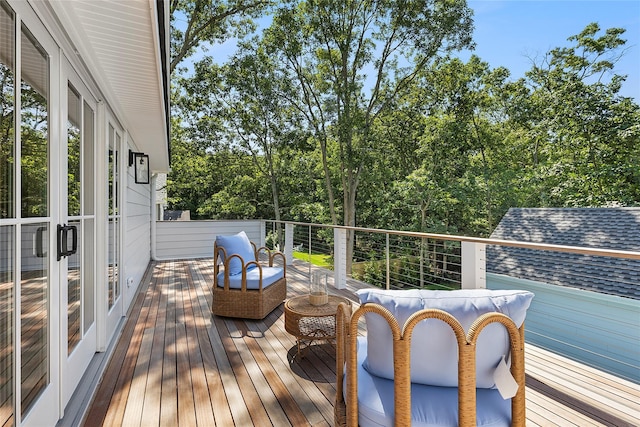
[182,1,639,101]
[465,1,639,100]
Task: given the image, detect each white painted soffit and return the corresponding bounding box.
[53,0,170,173]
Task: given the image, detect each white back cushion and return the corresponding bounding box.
[357,288,534,388]
[215,231,256,275]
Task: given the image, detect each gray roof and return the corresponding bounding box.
[487,208,640,300]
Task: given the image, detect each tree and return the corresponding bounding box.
[174,37,308,232]
[168,3,639,240]
[264,0,474,270]
[386,55,517,236]
[170,0,272,73]
[218,39,303,229]
[521,23,640,206]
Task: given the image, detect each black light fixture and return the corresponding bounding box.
[129,149,150,184]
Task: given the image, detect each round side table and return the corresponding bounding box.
[284,294,351,359]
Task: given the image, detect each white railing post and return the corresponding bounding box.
[334,228,347,289]
[259,220,266,248]
[284,223,294,264]
[461,242,486,289]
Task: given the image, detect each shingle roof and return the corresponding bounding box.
[487,208,640,300]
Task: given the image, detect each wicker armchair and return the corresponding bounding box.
[335,290,531,427]
[212,232,287,319]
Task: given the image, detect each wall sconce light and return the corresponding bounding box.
[129,149,150,184]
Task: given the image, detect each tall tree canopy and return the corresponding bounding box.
[519,23,640,206]
[261,0,474,266]
[168,8,639,242]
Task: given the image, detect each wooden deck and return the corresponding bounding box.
[82,259,639,427]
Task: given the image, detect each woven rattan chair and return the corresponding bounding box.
[212,232,287,319]
[335,301,527,427]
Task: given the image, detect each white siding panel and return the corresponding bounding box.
[155,220,264,259]
[488,272,640,382]
[124,167,151,309]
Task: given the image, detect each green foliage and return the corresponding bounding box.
[170,0,271,72]
[263,0,474,232]
[518,23,640,207]
[169,13,640,237]
[353,259,385,287]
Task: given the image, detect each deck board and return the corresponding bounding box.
[160,262,178,427]
[82,259,640,427]
[176,268,208,427]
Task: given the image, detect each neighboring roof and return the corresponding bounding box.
[47,0,171,173]
[487,208,640,300]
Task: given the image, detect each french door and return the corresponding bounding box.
[0,1,61,425]
[60,60,97,406]
[1,1,104,425]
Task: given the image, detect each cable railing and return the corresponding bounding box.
[265,219,640,296]
[351,229,462,290]
[266,221,465,290]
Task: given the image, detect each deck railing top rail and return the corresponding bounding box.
[270,220,640,260]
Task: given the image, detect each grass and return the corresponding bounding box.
[292,251,332,267]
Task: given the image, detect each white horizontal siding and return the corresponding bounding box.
[488,272,640,382]
[155,220,265,260]
[124,166,151,308]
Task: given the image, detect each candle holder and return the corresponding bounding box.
[309,270,329,306]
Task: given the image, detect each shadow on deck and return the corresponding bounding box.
[80,259,639,427]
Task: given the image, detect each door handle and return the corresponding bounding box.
[35,226,47,258]
[57,224,78,261]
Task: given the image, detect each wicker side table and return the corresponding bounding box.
[284,294,350,359]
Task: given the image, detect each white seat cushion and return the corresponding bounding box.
[348,337,511,427]
[217,266,284,290]
[357,288,534,388]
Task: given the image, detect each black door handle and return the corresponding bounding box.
[35,226,47,258]
[57,224,78,261]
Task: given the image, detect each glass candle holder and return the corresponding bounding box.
[309,270,329,306]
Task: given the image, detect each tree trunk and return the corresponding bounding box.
[480,146,493,232]
[319,135,338,225]
[270,173,283,247]
[343,170,359,276]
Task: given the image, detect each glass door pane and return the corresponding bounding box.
[0,1,15,422]
[0,0,15,221]
[83,219,94,332]
[67,220,81,354]
[20,26,48,219]
[19,24,49,417]
[83,101,94,216]
[67,85,80,217]
[107,127,120,309]
[82,102,95,332]
[66,84,80,355]
[0,225,14,427]
[20,224,48,416]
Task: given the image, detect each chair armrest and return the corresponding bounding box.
[252,243,287,274]
[269,252,286,275]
